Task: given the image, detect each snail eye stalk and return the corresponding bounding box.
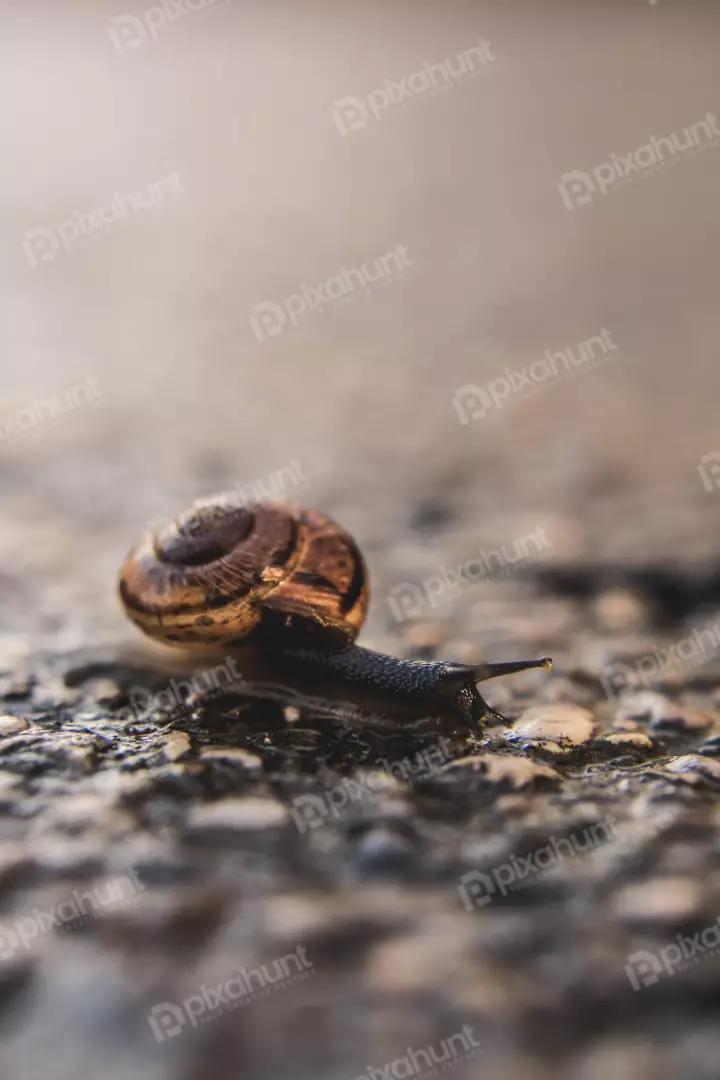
[470,658,553,683]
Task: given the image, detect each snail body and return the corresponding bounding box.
[118,497,551,731]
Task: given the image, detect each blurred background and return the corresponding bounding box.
[3,0,720,652]
[4,5,720,1080]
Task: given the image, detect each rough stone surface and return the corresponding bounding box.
[4,3,720,1079]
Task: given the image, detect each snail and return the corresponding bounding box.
[118,496,552,733]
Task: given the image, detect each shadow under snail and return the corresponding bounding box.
[118,496,552,733]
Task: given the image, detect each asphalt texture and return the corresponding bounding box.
[3,3,720,1078]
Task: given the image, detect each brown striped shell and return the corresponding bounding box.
[118,497,369,651]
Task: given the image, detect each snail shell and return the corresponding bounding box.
[118,497,368,651]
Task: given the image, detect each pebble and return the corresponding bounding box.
[85,678,124,705]
[495,793,532,815]
[0,840,31,882]
[615,692,669,724]
[105,836,200,885]
[612,716,643,732]
[0,715,29,737]
[592,589,647,632]
[0,770,23,796]
[663,755,720,785]
[603,732,654,750]
[47,741,96,773]
[187,796,289,837]
[578,1038,665,1080]
[262,894,333,938]
[366,916,480,996]
[162,731,192,762]
[510,704,595,749]
[32,680,81,709]
[355,826,417,872]
[613,876,702,923]
[699,733,720,757]
[0,669,33,699]
[614,691,711,732]
[90,769,154,802]
[656,705,712,732]
[30,836,106,876]
[441,753,560,790]
[353,769,407,797]
[660,705,715,732]
[34,794,136,840]
[198,746,263,773]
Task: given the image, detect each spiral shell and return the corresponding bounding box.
[118,497,368,651]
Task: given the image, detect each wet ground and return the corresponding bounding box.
[3,1,720,1078]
